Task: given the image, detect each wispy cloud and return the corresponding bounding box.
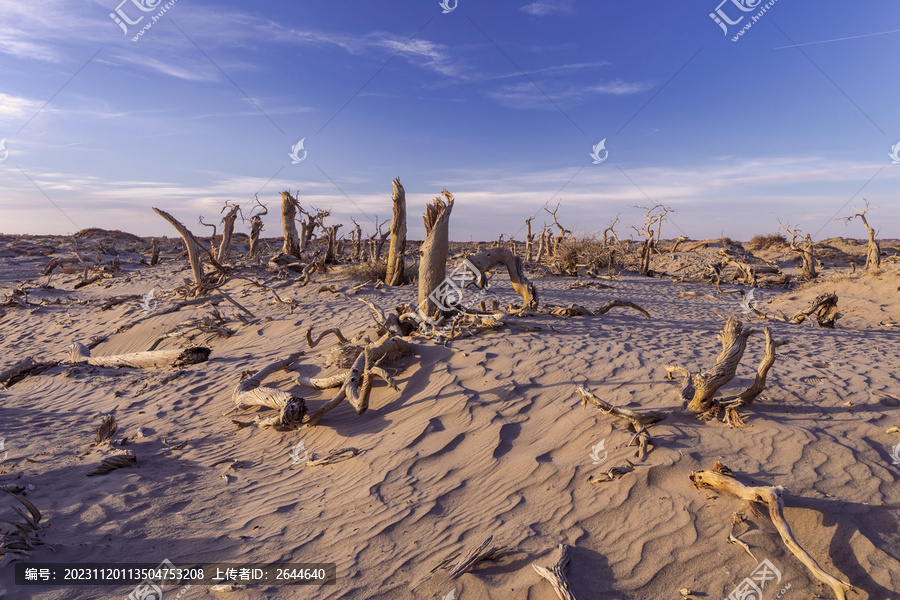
[521,0,576,17]
[486,78,655,109]
[0,92,44,120]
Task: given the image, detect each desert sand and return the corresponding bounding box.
[1,220,899,600]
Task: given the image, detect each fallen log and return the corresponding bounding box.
[68,343,210,369]
[690,462,852,600]
[232,352,306,428]
[463,247,538,310]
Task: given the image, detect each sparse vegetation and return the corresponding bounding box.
[746,233,788,251]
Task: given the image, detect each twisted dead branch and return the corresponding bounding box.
[532,543,577,600]
[232,352,306,428]
[690,462,852,600]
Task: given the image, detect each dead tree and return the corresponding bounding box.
[350,218,363,261]
[841,200,880,271]
[198,216,218,258]
[524,216,535,263]
[664,316,752,413]
[385,178,407,285]
[532,544,577,600]
[691,463,853,600]
[633,204,670,276]
[324,224,343,263]
[217,202,240,263]
[247,197,267,260]
[544,201,570,255]
[464,248,538,310]
[280,191,301,258]
[150,238,160,266]
[535,226,550,264]
[418,190,455,320]
[153,207,206,287]
[778,219,817,279]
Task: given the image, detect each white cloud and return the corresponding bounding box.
[0,92,43,120]
[521,0,575,17]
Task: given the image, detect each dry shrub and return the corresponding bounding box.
[343,259,387,282]
[549,236,629,276]
[747,233,788,251]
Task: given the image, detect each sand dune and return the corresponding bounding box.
[1,232,899,600]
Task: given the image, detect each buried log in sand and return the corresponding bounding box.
[68,342,210,369]
[233,352,306,428]
[690,462,852,600]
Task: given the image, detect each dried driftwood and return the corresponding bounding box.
[577,386,665,460]
[232,352,306,428]
[690,462,852,600]
[532,544,577,600]
[68,343,210,369]
[784,293,838,328]
[550,300,650,319]
[303,334,411,427]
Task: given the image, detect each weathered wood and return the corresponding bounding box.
[716,326,780,428]
[280,191,301,258]
[690,463,852,600]
[788,293,838,327]
[577,386,666,461]
[152,207,205,287]
[305,335,411,427]
[532,544,577,600]
[306,326,349,348]
[150,238,160,265]
[68,342,210,369]
[232,352,305,428]
[418,190,455,320]
[464,248,538,310]
[218,203,239,262]
[676,317,751,413]
[385,178,408,286]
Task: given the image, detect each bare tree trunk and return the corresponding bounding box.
[385,178,407,285]
[149,238,160,266]
[218,204,239,263]
[280,191,300,258]
[351,219,362,261]
[325,224,343,263]
[524,217,534,263]
[152,208,204,287]
[418,190,454,320]
[248,216,264,259]
[535,227,548,264]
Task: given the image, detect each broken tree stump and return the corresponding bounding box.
[690,462,852,600]
[384,178,407,286]
[665,317,751,413]
[417,190,454,321]
[152,207,205,288]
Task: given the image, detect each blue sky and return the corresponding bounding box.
[1,0,898,242]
